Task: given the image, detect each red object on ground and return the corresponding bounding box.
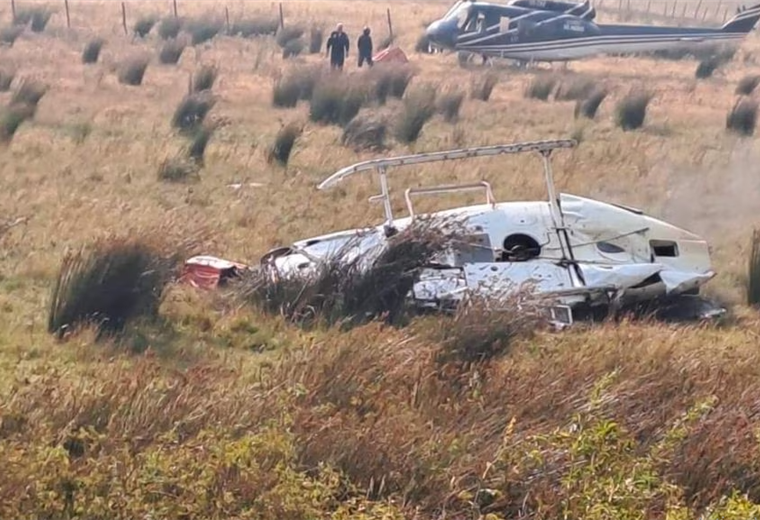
[373,46,409,63]
[179,256,249,289]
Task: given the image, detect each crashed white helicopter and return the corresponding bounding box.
[183,139,724,325]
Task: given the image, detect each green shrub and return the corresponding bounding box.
[309,78,365,126]
[272,65,323,107]
[275,25,304,47]
[0,103,35,142]
[736,74,760,95]
[341,115,387,151]
[436,90,464,123]
[309,26,323,53]
[186,18,223,45]
[282,38,305,58]
[0,25,24,46]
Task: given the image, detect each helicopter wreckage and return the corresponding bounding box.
[181,139,725,327]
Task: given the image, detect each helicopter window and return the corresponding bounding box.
[596,241,626,254]
[499,16,511,33]
[498,234,541,262]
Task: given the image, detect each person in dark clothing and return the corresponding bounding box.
[326,23,349,70]
[357,27,373,68]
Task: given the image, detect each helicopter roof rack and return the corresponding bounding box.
[317,139,577,229]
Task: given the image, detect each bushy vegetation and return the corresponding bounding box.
[158,16,183,39]
[47,233,184,338]
[470,71,498,101]
[230,17,278,37]
[341,114,388,151]
[575,88,608,120]
[0,103,34,142]
[133,15,157,38]
[158,39,186,65]
[14,6,53,33]
[309,26,323,53]
[157,155,201,182]
[736,74,760,96]
[555,75,596,101]
[615,90,652,130]
[266,122,302,166]
[186,18,223,45]
[726,96,758,136]
[748,229,760,306]
[0,25,24,46]
[192,64,217,93]
[524,74,559,101]
[436,89,465,123]
[0,67,15,91]
[82,38,104,64]
[272,65,323,107]
[117,56,150,86]
[395,84,437,144]
[171,92,216,133]
[309,77,365,126]
[10,78,48,113]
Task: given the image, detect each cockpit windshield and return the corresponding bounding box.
[443,1,474,29]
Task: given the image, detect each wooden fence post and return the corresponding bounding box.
[693,0,702,18]
[64,0,70,28]
[225,6,230,33]
[278,3,284,29]
[11,0,16,20]
[386,8,393,44]
[121,2,127,35]
[671,0,677,17]
[173,0,178,17]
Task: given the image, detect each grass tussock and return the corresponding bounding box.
[436,89,465,123]
[275,25,304,48]
[395,84,437,144]
[726,96,758,136]
[117,56,150,86]
[186,18,223,45]
[736,74,760,96]
[272,65,324,108]
[171,92,216,134]
[14,6,53,32]
[555,75,596,101]
[574,88,608,120]
[192,64,217,93]
[309,76,366,126]
[695,48,736,79]
[10,78,48,111]
[282,38,305,58]
[240,216,465,329]
[470,71,498,101]
[230,17,278,37]
[186,123,215,165]
[0,25,24,46]
[134,15,158,38]
[0,103,35,142]
[415,33,432,53]
[47,233,186,339]
[82,38,104,64]
[615,90,653,131]
[341,114,388,152]
[266,122,302,167]
[309,26,323,54]
[364,64,416,105]
[157,155,201,182]
[158,16,183,40]
[0,67,15,91]
[524,74,560,101]
[748,229,760,306]
[158,39,186,65]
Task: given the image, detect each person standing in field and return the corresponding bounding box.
[357,27,373,68]
[326,23,349,70]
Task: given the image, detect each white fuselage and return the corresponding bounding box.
[263,193,715,314]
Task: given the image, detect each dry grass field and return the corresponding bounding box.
[4,0,760,518]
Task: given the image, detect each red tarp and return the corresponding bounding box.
[373,47,409,63]
[179,256,249,289]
